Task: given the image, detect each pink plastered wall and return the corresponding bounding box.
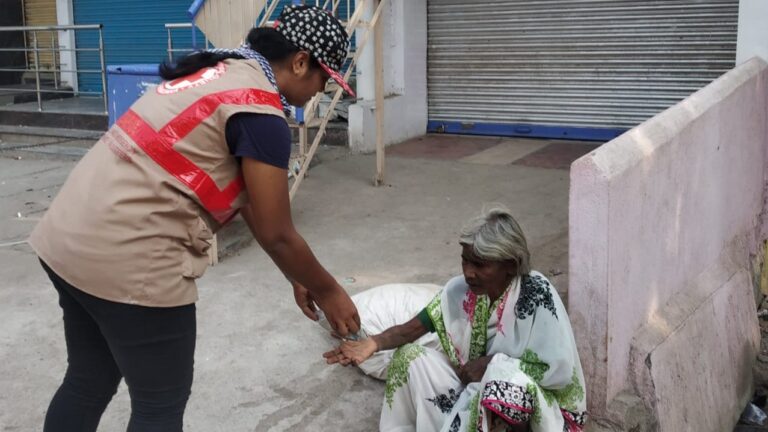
[568,57,768,417]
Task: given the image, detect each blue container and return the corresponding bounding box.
[107,64,162,127]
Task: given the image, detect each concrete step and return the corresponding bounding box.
[0,125,103,143]
[1,82,73,104]
[10,144,89,157]
[0,125,101,157]
[0,106,107,131]
[21,71,57,85]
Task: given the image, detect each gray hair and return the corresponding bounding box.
[459,205,531,275]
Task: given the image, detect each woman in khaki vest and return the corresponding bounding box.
[29,6,359,432]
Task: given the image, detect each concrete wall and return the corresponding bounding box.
[348,0,427,153]
[737,0,768,64]
[569,58,768,430]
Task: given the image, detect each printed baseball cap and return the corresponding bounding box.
[274,5,356,98]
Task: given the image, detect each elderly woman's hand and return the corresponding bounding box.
[323,338,378,366]
[458,355,493,385]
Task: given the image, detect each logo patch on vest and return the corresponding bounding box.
[104,129,136,162]
[157,62,226,95]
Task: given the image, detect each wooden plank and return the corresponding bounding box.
[259,0,280,28]
[208,234,219,265]
[299,120,307,156]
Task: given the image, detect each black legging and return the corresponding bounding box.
[41,260,196,432]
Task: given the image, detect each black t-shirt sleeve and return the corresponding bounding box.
[225,113,291,169]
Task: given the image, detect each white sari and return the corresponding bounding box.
[380,272,587,432]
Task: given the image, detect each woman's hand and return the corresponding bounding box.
[291,281,318,321]
[323,337,378,366]
[457,355,493,385]
[292,279,360,335]
[313,285,361,337]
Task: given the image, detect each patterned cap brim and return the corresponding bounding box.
[319,61,356,98]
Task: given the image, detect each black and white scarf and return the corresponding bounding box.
[207,44,291,115]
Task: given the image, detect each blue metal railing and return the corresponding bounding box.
[187,0,206,49]
[187,0,206,19]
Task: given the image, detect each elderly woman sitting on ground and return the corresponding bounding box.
[324,207,587,432]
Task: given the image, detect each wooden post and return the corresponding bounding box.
[373,0,385,186]
[208,234,219,266]
[298,122,307,158]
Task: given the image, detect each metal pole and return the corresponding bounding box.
[32,31,42,111]
[51,32,59,89]
[21,0,29,70]
[0,24,104,31]
[167,27,173,62]
[98,26,108,114]
[191,20,197,50]
[71,29,79,97]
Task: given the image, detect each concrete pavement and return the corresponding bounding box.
[0,135,591,431]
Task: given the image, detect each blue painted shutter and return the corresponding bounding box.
[73,0,197,93]
[73,0,356,93]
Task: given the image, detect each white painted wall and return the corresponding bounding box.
[737,0,768,64]
[56,0,78,92]
[348,0,427,153]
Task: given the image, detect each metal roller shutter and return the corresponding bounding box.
[427,0,739,140]
[24,0,58,70]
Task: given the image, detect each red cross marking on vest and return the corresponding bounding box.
[116,88,283,224]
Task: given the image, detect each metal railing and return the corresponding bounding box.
[0,24,107,113]
[165,23,210,62]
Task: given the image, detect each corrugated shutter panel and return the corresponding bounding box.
[427,0,739,131]
[24,0,58,70]
[73,0,196,93]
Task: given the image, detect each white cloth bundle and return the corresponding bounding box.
[346,283,443,380]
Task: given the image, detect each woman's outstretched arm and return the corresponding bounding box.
[324,316,429,366]
[240,157,360,337]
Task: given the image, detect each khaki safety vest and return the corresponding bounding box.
[29,59,286,307]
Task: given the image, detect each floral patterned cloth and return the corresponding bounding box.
[380,271,587,432]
